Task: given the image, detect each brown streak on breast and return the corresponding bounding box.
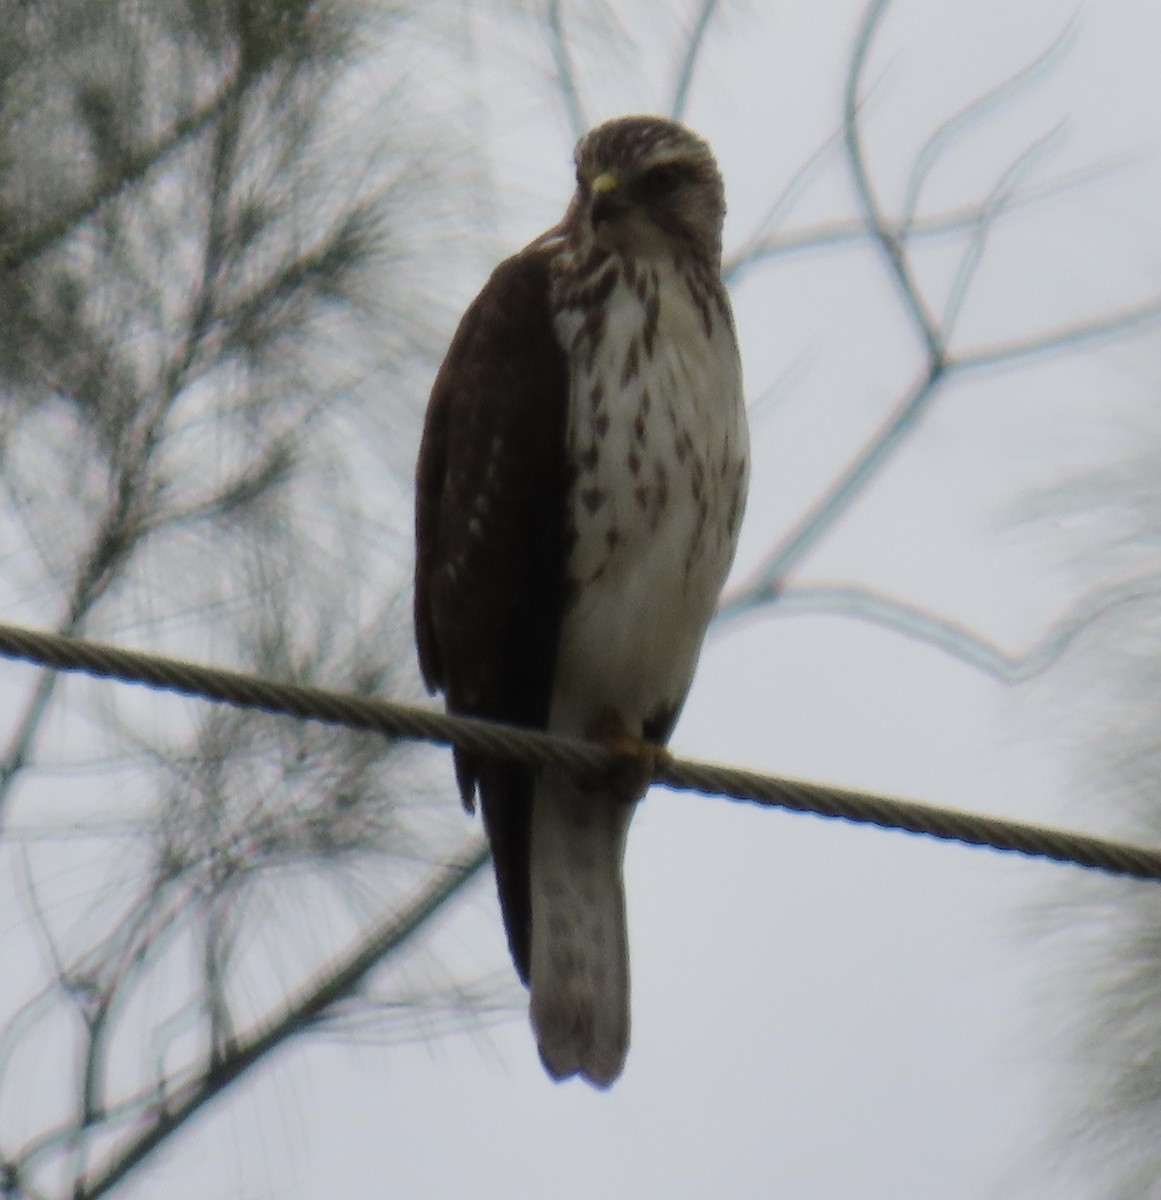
[654,460,668,508]
[642,293,660,357]
[592,265,619,306]
[684,271,714,338]
[649,461,669,531]
[578,309,605,360]
[581,486,606,514]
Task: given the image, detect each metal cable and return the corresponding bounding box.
[1,618,1158,882]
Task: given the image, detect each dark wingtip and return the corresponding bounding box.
[452,749,478,813]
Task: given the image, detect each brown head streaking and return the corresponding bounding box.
[415,115,749,1087]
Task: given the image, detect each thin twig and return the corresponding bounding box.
[0,78,241,273]
[951,293,1161,371]
[721,575,1161,683]
[0,68,252,831]
[71,842,490,1200]
[669,0,719,122]
[545,0,586,141]
[844,0,944,363]
[724,0,1161,606]
[724,370,943,597]
[722,75,892,284]
[898,17,1077,232]
[723,154,1132,283]
[939,121,1068,337]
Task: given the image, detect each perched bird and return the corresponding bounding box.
[414,115,748,1087]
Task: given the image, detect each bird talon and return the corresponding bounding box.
[594,727,668,802]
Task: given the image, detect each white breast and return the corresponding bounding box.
[549,258,749,741]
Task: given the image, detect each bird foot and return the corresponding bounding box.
[586,712,671,802]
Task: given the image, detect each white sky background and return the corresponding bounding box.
[7,0,1161,1196]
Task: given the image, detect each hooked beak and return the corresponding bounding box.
[589,170,625,227]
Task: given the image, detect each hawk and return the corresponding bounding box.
[414,115,748,1087]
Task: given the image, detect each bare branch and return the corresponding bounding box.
[0,9,490,1195]
[320,971,519,1044]
[669,0,720,122]
[0,84,235,827]
[545,0,587,141]
[723,132,848,283]
[719,0,1161,609]
[722,72,904,284]
[898,17,1077,232]
[0,80,241,274]
[845,0,945,364]
[725,216,871,277]
[951,294,1161,372]
[721,370,942,601]
[721,280,1161,608]
[716,577,1161,682]
[724,153,1131,283]
[746,351,815,427]
[0,672,66,826]
[939,120,1067,337]
[71,843,489,1200]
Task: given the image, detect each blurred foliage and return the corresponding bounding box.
[0,4,499,1197]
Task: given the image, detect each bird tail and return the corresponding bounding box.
[528,766,633,1088]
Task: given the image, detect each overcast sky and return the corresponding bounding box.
[8,1,1161,1197]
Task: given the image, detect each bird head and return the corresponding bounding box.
[568,116,726,265]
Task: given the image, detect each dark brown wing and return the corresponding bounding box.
[414,241,572,983]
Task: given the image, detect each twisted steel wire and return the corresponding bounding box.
[1,619,1159,882]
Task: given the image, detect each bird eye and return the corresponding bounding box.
[640,163,686,198]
